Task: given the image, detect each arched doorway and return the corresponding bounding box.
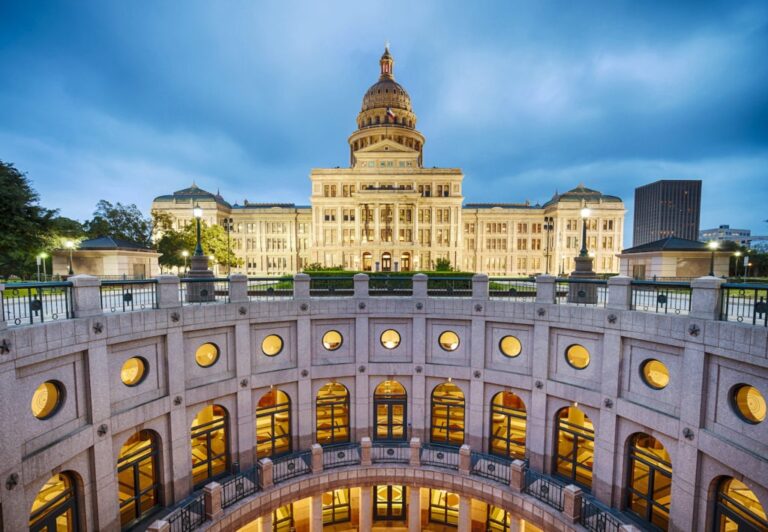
[256,389,292,459]
[400,252,411,271]
[316,382,350,445]
[362,252,373,272]
[117,430,161,528]
[626,433,672,530]
[190,405,229,487]
[430,382,465,446]
[373,380,407,441]
[29,473,79,531]
[714,477,768,530]
[555,406,594,489]
[382,252,392,271]
[489,391,527,460]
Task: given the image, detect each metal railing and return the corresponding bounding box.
[469,451,511,484]
[579,496,623,532]
[371,442,410,464]
[179,278,230,305]
[420,443,460,470]
[555,278,607,307]
[1,281,73,326]
[720,283,768,327]
[221,465,260,509]
[369,276,413,297]
[523,467,565,511]
[100,279,158,312]
[309,276,354,297]
[166,491,205,532]
[247,277,294,300]
[271,450,312,484]
[322,443,361,469]
[489,278,536,302]
[427,277,473,297]
[630,281,691,315]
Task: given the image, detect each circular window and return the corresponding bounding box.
[195,343,220,368]
[261,334,284,356]
[565,344,590,369]
[121,357,148,386]
[499,335,522,358]
[731,384,766,424]
[322,330,343,351]
[438,331,460,352]
[641,359,669,389]
[380,329,401,350]
[31,381,64,420]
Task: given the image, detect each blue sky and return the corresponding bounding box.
[1,1,767,246]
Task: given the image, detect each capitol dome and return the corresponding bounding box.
[355,46,418,130]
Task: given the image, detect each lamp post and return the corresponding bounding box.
[708,241,719,276]
[181,250,189,274]
[733,251,742,279]
[193,204,204,256]
[544,216,554,274]
[225,217,233,276]
[39,252,48,280]
[65,240,75,275]
[579,207,591,258]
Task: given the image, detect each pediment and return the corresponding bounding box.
[355,139,417,155]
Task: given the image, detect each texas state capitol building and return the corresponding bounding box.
[152,48,625,276]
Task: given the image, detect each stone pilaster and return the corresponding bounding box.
[408,486,421,531]
[311,443,323,473]
[690,276,725,320]
[155,275,180,309]
[471,273,489,300]
[294,273,310,299]
[458,495,471,532]
[360,437,372,466]
[535,274,556,304]
[409,437,421,466]
[259,458,273,489]
[70,274,102,318]
[412,273,428,298]
[203,481,223,521]
[260,511,273,532]
[228,273,249,303]
[562,484,583,523]
[147,520,170,532]
[310,495,323,532]
[607,275,632,310]
[359,486,373,531]
[459,444,471,474]
[353,273,369,298]
[510,460,526,492]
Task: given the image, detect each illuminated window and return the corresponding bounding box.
[117,430,160,528]
[316,382,350,445]
[261,335,283,356]
[195,342,219,367]
[555,406,594,489]
[641,359,669,390]
[380,329,401,350]
[29,473,78,532]
[322,330,343,351]
[322,489,351,525]
[438,331,460,351]
[373,380,407,441]
[429,489,459,526]
[489,392,527,460]
[374,485,406,521]
[430,382,465,446]
[121,357,148,386]
[190,405,229,487]
[731,384,766,424]
[499,335,522,358]
[626,434,672,530]
[31,380,64,420]
[486,504,510,531]
[256,389,292,458]
[273,503,294,532]
[565,344,590,369]
[714,477,768,531]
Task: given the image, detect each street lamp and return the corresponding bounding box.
[181,250,189,273]
[543,216,554,274]
[708,241,719,276]
[37,252,48,281]
[734,251,742,278]
[579,207,591,258]
[65,240,75,275]
[193,204,204,256]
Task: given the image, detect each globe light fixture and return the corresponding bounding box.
[64,240,75,275]
[708,241,719,276]
[193,204,204,256]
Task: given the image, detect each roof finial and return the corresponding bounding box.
[380,43,394,78]
[385,40,390,51]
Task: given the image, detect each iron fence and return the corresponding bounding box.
[630,281,691,315]
[322,443,361,469]
[579,496,624,532]
[469,451,511,484]
[221,465,260,509]
[371,442,410,464]
[1,281,73,326]
[179,278,230,305]
[271,450,312,484]
[426,277,473,297]
[369,276,413,297]
[247,277,294,300]
[309,276,354,297]
[420,443,460,470]
[166,491,205,532]
[100,279,158,312]
[489,278,537,301]
[523,467,565,511]
[720,283,768,327]
[555,278,607,307]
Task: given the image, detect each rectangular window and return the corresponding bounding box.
[428,490,459,526]
[517,223,528,234]
[517,238,527,250]
[322,489,351,525]
[531,238,542,250]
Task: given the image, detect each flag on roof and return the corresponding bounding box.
[386,107,395,120]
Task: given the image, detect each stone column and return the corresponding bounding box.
[361,437,372,466]
[354,273,369,298]
[607,275,632,310]
[690,276,725,320]
[562,484,583,523]
[510,460,526,492]
[294,272,310,299]
[471,273,489,300]
[310,495,323,532]
[408,486,421,532]
[409,437,421,466]
[70,274,102,318]
[147,520,170,532]
[229,273,249,303]
[259,458,273,489]
[311,443,324,473]
[359,486,373,531]
[204,481,223,520]
[260,512,273,532]
[459,444,471,474]
[412,273,428,298]
[535,275,556,304]
[156,275,180,308]
[458,496,471,532]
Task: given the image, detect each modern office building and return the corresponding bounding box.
[632,179,701,246]
[700,225,753,246]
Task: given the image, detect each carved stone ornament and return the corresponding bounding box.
[358,365,366,373]
[97,424,109,436]
[301,369,309,377]
[171,311,180,322]
[683,427,695,440]
[607,314,617,324]
[0,339,10,355]
[92,322,103,334]
[300,303,309,311]
[603,398,614,408]
[239,306,247,315]
[415,365,423,374]
[688,324,700,337]
[537,308,546,317]
[173,396,183,406]
[359,301,366,309]
[474,370,482,378]
[415,302,423,310]
[5,473,18,491]
[534,380,544,389]
[240,378,248,388]
[474,303,483,312]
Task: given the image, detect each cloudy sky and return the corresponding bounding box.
[1,1,767,246]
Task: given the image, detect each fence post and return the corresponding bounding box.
[607,275,632,310]
[259,458,274,489]
[156,275,180,309]
[458,444,471,474]
[294,273,310,299]
[562,484,582,523]
[409,437,421,466]
[146,520,170,532]
[472,274,488,300]
[204,481,223,521]
[690,276,725,320]
[354,273,369,298]
[535,275,556,304]
[619,526,644,532]
[412,274,428,299]
[70,275,102,318]
[311,443,323,473]
[0,284,6,330]
[360,437,372,466]
[229,274,248,303]
[510,459,526,493]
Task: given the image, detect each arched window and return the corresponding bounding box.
[256,389,292,458]
[400,252,411,271]
[374,380,407,441]
[316,382,350,445]
[489,392,527,460]
[714,477,768,531]
[555,406,594,489]
[190,405,229,487]
[626,433,672,530]
[30,473,79,532]
[363,252,373,271]
[430,382,465,446]
[118,430,161,528]
[382,252,392,271]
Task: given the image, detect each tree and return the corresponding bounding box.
[83,200,151,246]
[0,161,55,278]
[435,257,453,272]
[156,222,242,271]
